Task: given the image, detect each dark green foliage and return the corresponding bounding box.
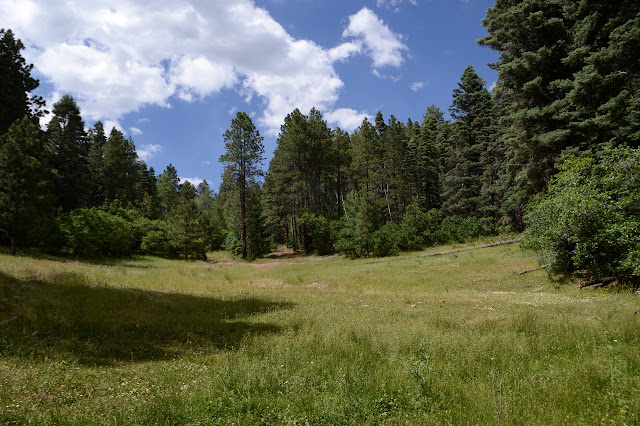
[397,204,442,251]
[140,220,173,257]
[0,117,55,255]
[371,222,400,258]
[263,108,343,252]
[87,121,107,205]
[435,216,495,244]
[47,95,91,211]
[299,214,335,255]
[103,128,143,204]
[220,112,265,260]
[169,182,207,261]
[441,65,494,218]
[524,146,640,281]
[60,208,135,257]
[0,29,46,136]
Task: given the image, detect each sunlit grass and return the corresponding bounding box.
[1,240,639,424]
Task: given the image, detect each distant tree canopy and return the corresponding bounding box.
[0,0,638,283]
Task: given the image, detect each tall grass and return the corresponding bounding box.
[0,242,638,424]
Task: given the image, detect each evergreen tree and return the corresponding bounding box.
[169,181,206,260]
[47,95,90,211]
[103,128,141,204]
[219,112,265,259]
[441,65,494,218]
[0,117,55,254]
[87,121,107,206]
[0,29,46,136]
[156,164,180,219]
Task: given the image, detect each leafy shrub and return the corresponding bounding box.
[300,213,336,255]
[435,216,495,244]
[372,221,400,257]
[524,147,640,281]
[140,220,173,256]
[60,208,135,257]
[397,205,442,251]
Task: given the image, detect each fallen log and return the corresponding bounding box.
[364,237,523,264]
[579,277,616,289]
[514,265,548,275]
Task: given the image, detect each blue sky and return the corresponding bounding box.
[3,0,497,190]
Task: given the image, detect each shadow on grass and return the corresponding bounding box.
[0,270,294,366]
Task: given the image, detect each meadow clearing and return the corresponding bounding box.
[0,239,639,424]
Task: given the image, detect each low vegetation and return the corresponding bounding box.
[1,240,639,424]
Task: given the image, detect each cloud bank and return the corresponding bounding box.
[3,0,408,134]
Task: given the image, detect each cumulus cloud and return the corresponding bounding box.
[179,176,204,187]
[324,108,371,132]
[137,143,164,162]
[4,2,408,135]
[409,81,425,92]
[130,126,143,135]
[343,8,408,70]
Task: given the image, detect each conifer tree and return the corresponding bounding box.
[0,117,55,254]
[220,112,265,259]
[0,29,46,136]
[47,95,90,211]
[441,65,493,218]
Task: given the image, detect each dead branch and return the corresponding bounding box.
[579,277,616,289]
[514,265,548,275]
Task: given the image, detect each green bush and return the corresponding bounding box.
[140,220,173,256]
[524,147,640,281]
[372,221,400,257]
[60,208,135,257]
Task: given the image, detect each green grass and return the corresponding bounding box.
[1,241,639,424]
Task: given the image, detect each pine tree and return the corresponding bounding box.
[47,95,91,212]
[103,128,142,204]
[156,164,180,219]
[0,29,46,136]
[0,117,55,254]
[87,121,107,206]
[169,181,206,260]
[441,65,493,218]
[219,112,265,259]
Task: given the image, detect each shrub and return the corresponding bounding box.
[60,208,135,257]
[524,147,640,281]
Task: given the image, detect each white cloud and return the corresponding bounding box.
[409,81,425,92]
[201,160,211,166]
[130,126,143,135]
[5,0,392,135]
[324,108,371,132]
[103,119,124,134]
[137,143,164,162]
[489,81,497,92]
[179,176,204,187]
[328,41,362,63]
[377,0,418,8]
[343,8,408,70]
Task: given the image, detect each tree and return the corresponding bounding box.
[87,121,107,206]
[441,65,494,218]
[525,146,640,283]
[0,117,55,255]
[156,164,180,219]
[169,181,206,260]
[47,95,90,211]
[103,128,142,204]
[219,112,265,259]
[0,29,46,136]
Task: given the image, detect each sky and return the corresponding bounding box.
[2,0,498,190]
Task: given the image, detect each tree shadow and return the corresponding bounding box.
[0,270,294,366]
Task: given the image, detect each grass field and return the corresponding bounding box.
[1,239,639,424]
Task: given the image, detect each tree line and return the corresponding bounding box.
[1,1,638,280]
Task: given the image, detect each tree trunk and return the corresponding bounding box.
[240,185,247,259]
[10,224,17,256]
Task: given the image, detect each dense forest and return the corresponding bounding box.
[1,1,638,282]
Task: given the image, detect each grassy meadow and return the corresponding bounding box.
[1,239,639,424]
